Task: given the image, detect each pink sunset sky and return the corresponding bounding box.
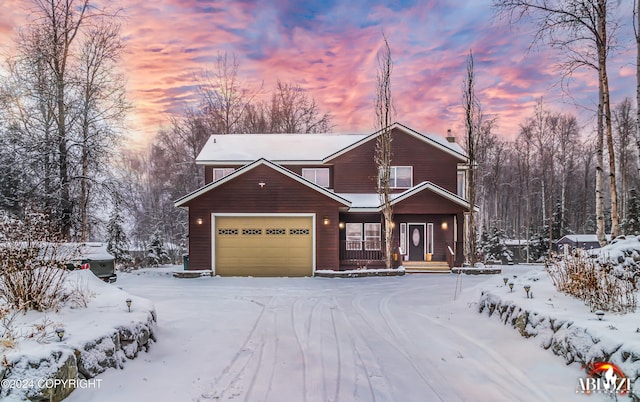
[0,0,636,146]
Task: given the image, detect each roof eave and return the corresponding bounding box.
[175,158,351,208]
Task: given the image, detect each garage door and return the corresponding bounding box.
[214,216,313,277]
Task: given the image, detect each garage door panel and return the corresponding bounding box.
[215,216,313,277]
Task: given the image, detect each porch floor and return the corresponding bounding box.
[402,260,450,273]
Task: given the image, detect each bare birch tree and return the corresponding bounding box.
[374,34,395,269]
[462,50,479,265]
[635,1,640,178]
[493,0,620,244]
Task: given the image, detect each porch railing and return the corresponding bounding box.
[339,240,385,267]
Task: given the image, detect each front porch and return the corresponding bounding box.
[338,236,463,271]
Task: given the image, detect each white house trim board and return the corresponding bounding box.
[174,158,351,208]
[211,213,316,276]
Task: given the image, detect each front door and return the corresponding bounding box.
[408,224,425,261]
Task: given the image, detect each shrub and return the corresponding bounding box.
[0,211,75,312]
[546,253,637,313]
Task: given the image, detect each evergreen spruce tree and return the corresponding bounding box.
[623,189,640,235]
[147,228,169,267]
[106,202,133,267]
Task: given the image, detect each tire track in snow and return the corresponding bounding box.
[332,299,394,402]
[350,291,447,401]
[291,296,309,402]
[198,297,273,401]
[415,311,555,402]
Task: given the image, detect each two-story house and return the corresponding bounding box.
[174,122,474,276]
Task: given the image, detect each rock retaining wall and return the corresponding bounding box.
[0,310,156,401]
[478,292,640,401]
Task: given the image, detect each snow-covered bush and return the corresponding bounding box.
[0,211,73,312]
[546,252,637,313]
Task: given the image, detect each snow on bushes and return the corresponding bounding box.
[546,235,640,313]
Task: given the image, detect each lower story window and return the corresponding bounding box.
[364,223,381,250]
[345,223,381,251]
[346,223,362,250]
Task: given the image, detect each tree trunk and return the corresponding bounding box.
[598,0,618,239]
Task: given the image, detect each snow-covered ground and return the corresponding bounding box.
[64,265,614,402]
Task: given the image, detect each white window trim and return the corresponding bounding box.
[346,223,362,250]
[213,168,234,181]
[399,223,407,255]
[389,166,413,189]
[364,223,381,251]
[302,168,330,188]
[457,170,466,199]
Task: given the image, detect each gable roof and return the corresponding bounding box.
[194,122,467,165]
[557,234,611,243]
[337,181,477,212]
[196,133,368,165]
[324,122,467,163]
[174,158,352,208]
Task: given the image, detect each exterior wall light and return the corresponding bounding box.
[441,221,448,230]
[196,218,204,225]
[323,217,330,225]
[258,181,266,188]
[338,222,345,229]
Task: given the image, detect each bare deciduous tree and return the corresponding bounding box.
[374,34,395,269]
[0,0,126,240]
[462,50,480,265]
[493,0,621,244]
[269,80,332,133]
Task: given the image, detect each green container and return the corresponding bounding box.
[183,254,189,270]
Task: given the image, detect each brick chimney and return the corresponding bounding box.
[446,129,456,143]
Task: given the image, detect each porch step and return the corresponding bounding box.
[402,261,450,273]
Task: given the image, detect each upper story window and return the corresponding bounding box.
[457,170,466,198]
[389,166,412,188]
[213,168,234,181]
[302,168,330,187]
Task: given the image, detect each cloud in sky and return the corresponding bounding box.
[0,0,636,145]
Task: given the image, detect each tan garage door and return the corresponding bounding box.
[214,216,313,277]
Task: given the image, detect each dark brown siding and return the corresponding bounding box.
[185,164,343,271]
[331,128,461,194]
[394,189,468,214]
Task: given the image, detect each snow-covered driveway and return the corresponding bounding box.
[67,268,604,402]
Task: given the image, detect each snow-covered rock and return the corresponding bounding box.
[0,270,157,401]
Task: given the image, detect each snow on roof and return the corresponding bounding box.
[195,123,467,164]
[196,133,369,164]
[558,234,601,243]
[504,239,528,246]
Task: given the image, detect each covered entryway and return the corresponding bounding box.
[214,215,314,277]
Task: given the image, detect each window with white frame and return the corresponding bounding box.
[302,168,330,187]
[213,168,234,181]
[346,223,362,250]
[364,223,381,250]
[380,166,412,188]
[457,170,466,198]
